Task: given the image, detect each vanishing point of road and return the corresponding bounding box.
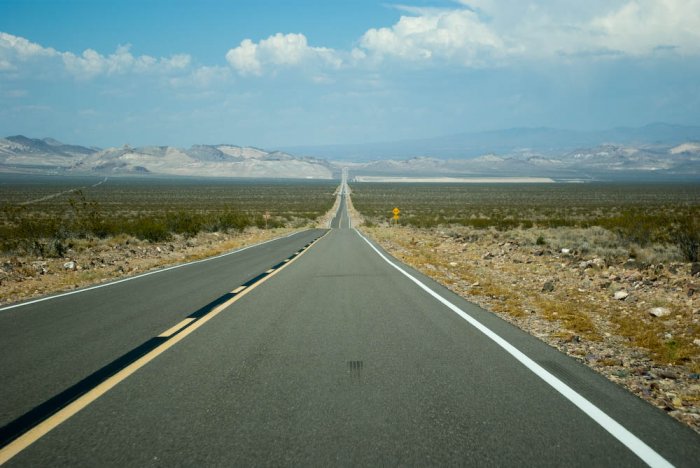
[1,181,699,466]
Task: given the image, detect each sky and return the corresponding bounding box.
[1,0,699,149]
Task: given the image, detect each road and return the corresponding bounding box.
[1,186,699,466]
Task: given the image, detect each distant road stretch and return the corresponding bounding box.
[1,186,698,466]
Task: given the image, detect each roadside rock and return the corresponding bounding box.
[542,280,556,292]
[614,290,629,300]
[63,261,76,271]
[649,307,671,318]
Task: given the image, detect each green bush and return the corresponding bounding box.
[166,211,204,238]
[129,218,171,242]
[215,211,251,232]
[673,216,700,262]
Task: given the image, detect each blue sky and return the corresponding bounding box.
[1,0,699,148]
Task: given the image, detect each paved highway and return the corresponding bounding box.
[1,187,699,466]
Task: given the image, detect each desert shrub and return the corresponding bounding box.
[673,216,700,262]
[598,210,662,246]
[254,215,284,229]
[129,218,171,242]
[215,211,251,232]
[166,211,204,238]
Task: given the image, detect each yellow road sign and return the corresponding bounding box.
[392,207,400,215]
[393,214,400,221]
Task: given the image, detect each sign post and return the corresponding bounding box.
[392,207,400,225]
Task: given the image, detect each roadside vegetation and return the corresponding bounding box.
[0,176,335,256]
[352,183,700,263]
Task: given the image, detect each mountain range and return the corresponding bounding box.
[347,142,700,181]
[280,123,700,161]
[1,124,699,181]
[0,136,335,179]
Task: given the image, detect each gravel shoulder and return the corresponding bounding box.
[0,227,306,307]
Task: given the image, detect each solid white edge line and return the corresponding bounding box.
[354,228,672,468]
[0,230,305,312]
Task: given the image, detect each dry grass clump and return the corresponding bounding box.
[534,295,602,342]
[612,308,699,371]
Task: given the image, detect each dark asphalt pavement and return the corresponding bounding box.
[0,229,324,429]
[2,193,699,466]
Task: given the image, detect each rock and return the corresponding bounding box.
[649,307,671,318]
[63,261,76,271]
[693,338,700,347]
[659,370,679,380]
[482,252,493,260]
[561,248,571,255]
[449,261,458,267]
[542,280,555,292]
[692,263,700,277]
[156,246,162,253]
[614,290,629,300]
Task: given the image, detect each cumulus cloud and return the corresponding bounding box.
[226,33,341,75]
[355,0,700,65]
[589,0,700,55]
[0,32,191,79]
[62,45,191,79]
[0,32,59,72]
[359,8,505,65]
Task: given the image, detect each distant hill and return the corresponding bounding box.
[2,126,699,181]
[0,137,335,179]
[347,142,700,181]
[279,123,700,161]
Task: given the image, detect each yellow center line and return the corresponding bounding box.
[157,318,196,338]
[231,286,246,294]
[0,232,329,465]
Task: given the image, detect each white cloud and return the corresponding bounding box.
[226,33,341,76]
[62,44,191,79]
[225,39,261,75]
[589,0,700,55]
[356,1,700,65]
[0,32,59,72]
[0,32,192,79]
[359,8,505,65]
[0,32,58,61]
[169,65,231,89]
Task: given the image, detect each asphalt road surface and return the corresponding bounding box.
[1,191,699,466]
